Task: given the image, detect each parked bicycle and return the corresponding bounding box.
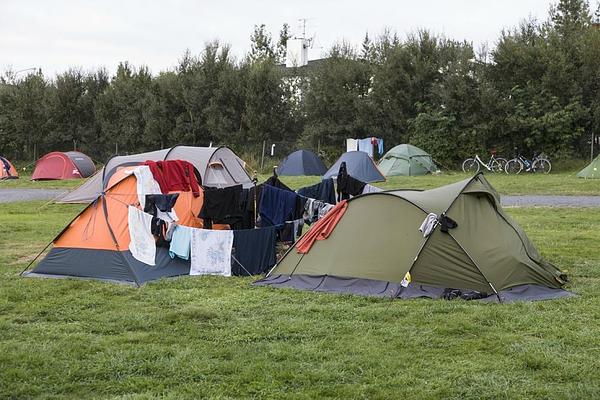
[504,150,551,174]
[462,152,507,173]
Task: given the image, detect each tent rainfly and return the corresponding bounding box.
[577,155,600,179]
[277,150,327,176]
[23,165,203,285]
[0,156,18,179]
[31,151,96,180]
[322,151,386,183]
[57,146,253,204]
[378,144,438,176]
[256,174,572,302]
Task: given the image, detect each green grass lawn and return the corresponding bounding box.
[1,192,600,398]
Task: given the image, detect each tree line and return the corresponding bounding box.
[1,0,599,168]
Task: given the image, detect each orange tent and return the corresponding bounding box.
[0,156,18,179]
[24,164,208,285]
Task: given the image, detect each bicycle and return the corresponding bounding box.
[462,152,507,173]
[504,151,551,174]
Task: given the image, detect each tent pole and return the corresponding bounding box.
[448,232,502,303]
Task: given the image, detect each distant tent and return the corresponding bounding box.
[0,156,18,179]
[278,150,327,176]
[378,144,438,176]
[57,146,253,204]
[322,151,385,183]
[31,151,95,180]
[577,155,600,179]
[256,174,571,302]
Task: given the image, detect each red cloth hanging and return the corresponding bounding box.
[296,200,348,254]
[143,160,200,197]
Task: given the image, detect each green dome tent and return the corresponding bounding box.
[378,144,438,176]
[577,155,600,178]
[256,174,571,302]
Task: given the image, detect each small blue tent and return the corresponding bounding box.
[278,150,328,176]
[322,151,386,183]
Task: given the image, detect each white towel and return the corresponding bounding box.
[346,138,358,152]
[419,213,438,237]
[190,228,234,276]
[128,206,156,265]
[125,166,162,209]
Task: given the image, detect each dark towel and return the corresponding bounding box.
[297,178,336,204]
[232,227,277,275]
[143,160,201,196]
[259,185,297,227]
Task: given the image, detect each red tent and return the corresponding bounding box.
[31,151,96,180]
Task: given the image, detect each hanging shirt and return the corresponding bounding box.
[199,185,243,229]
[337,173,366,201]
[232,226,277,276]
[346,138,358,152]
[144,193,180,223]
[259,185,298,227]
[128,206,156,265]
[143,160,201,197]
[169,225,192,260]
[127,166,162,209]
[297,179,336,204]
[378,138,384,156]
[190,228,234,276]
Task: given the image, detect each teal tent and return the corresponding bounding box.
[378,144,438,176]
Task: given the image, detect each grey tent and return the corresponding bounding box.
[256,174,572,302]
[57,146,253,203]
[278,150,327,176]
[322,151,386,183]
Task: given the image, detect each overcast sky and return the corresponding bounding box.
[0,0,555,78]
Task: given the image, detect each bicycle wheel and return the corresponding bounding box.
[495,158,508,169]
[505,159,523,174]
[462,158,480,173]
[532,159,551,174]
[490,159,504,173]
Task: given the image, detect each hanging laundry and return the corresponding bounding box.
[362,184,383,194]
[318,203,335,219]
[259,184,298,227]
[143,160,201,197]
[296,200,348,254]
[419,213,438,237]
[358,138,374,157]
[280,218,304,243]
[346,138,358,152]
[144,193,179,223]
[190,228,234,276]
[297,178,336,204]
[264,175,293,192]
[127,206,156,265]
[377,138,384,156]
[232,226,277,276]
[337,162,366,201]
[199,185,243,229]
[169,225,192,260]
[240,185,262,229]
[126,166,162,209]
